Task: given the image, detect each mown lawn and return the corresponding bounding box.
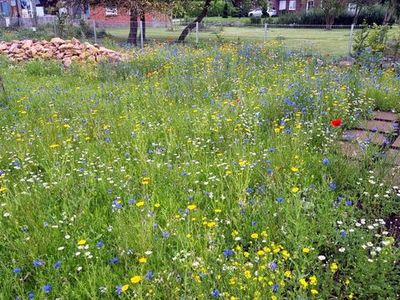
[106,26,359,56]
[0,44,399,299]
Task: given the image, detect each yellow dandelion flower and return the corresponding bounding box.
[0,187,8,193]
[299,278,308,289]
[251,233,259,239]
[311,289,319,295]
[138,257,147,264]
[302,247,311,253]
[330,262,338,273]
[77,239,86,245]
[244,270,252,279]
[130,275,141,284]
[187,204,197,210]
[284,271,292,278]
[309,275,317,285]
[142,177,150,185]
[121,284,129,292]
[291,187,300,193]
[291,167,299,172]
[49,144,60,149]
[154,203,160,208]
[136,201,144,208]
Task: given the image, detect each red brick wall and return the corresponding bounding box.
[89,5,169,27]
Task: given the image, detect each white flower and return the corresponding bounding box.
[318,255,326,261]
[339,247,346,252]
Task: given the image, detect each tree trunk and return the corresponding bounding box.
[325,15,334,30]
[177,0,212,43]
[140,13,146,41]
[128,8,138,45]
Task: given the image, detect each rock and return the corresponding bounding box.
[22,40,33,49]
[50,37,65,44]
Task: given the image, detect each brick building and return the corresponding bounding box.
[88,5,169,27]
[271,0,322,14]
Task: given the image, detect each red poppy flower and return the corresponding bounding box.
[330,118,342,127]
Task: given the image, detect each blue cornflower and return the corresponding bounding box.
[269,262,278,271]
[162,231,170,238]
[272,284,279,293]
[223,249,234,258]
[276,197,284,203]
[145,271,154,280]
[266,168,273,175]
[96,241,104,248]
[110,257,119,264]
[53,261,61,269]
[115,285,123,295]
[345,200,353,206]
[28,293,34,299]
[341,230,348,237]
[211,289,220,298]
[33,259,44,267]
[329,182,337,190]
[322,158,330,165]
[43,284,52,293]
[13,268,22,273]
[128,198,136,205]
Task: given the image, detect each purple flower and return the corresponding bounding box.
[329,182,337,190]
[28,293,34,299]
[33,259,44,267]
[272,284,279,293]
[223,249,234,258]
[13,268,22,273]
[109,257,119,264]
[162,231,170,238]
[145,271,154,280]
[211,289,220,298]
[345,200,353,206]
[322,158,330,165]
[276,197,284,203]
[269,262,278,271]
[96,241,104,248]
[115,285,123,295]
[53,261,61,269]
[43,284,52,293]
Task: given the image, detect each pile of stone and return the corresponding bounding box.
[0,38,124,66]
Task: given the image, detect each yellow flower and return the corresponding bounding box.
[244,270,252,279]
[309,275,317,285]
[291,167,299,172]
[154,203,160,208]
[251,233,259,239]
[121,284,129,292]
[142,177,150,185]
[330,262,338,273]
[257,250,265,256]
[291,187,300,193]
[138,257,147,264]
[281,250,290,260]
[0,187,7,192]
[311,289,319,295]
[284,271,292,278]
[299,278,308,289]
[49,144,60,149]
[130,275,141,284]
[214,208,222,213]
[187,204,197,210]
[136,201,144,208]
[77,239,86,245]
[207,221,216,228]
[302,247,311,254]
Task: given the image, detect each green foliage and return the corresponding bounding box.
[353,23,390,54]
[222,2,229,18]
[0,43,399,299]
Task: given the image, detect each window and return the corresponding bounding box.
[279,0,286,10]
[288,1,296,11]
[105,5,117,16]
[307,0,314,11]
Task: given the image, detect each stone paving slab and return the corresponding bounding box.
[372,111,399,122]
[342,129,387,145]
[392,136,400,149]
[359,120,397,134]
[385,149,400,166]
[340,142,363,159]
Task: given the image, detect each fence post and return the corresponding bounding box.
[93,21,97,44]
[264,23,268,42]
[348,24,355,56]
[139,21,144,50]
[196,22,199,44]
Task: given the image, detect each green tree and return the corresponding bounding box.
[321,0,348,29]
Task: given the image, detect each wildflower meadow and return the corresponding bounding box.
[0,43,399,299]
